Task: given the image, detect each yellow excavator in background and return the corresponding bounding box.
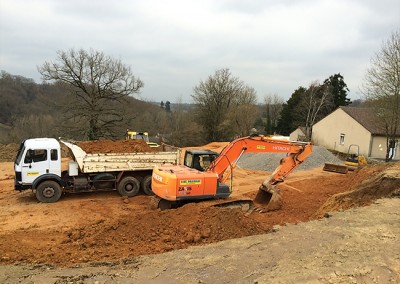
[323,144,367,173]
[126,130,160,148]
[344,144,367,171]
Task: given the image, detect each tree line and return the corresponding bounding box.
[0,66,351,146]
[1,29,398,158]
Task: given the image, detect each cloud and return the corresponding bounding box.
[1,0,399,102]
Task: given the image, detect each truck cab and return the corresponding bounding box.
[14,138,62,191]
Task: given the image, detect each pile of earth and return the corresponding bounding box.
[237,145,344,171]
[77,139,156,154]
[0,143,19,162]
[315,162,400,216]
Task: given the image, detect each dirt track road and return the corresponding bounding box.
[1,198,399,283]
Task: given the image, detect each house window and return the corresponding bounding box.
[339,133,345,145]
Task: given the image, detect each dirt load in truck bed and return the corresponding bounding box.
[77,139,156,154]
[0,141,399,282]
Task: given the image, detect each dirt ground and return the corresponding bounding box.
[0,140,399,283]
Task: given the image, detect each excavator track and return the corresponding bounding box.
[150,196,175,210]
[204,198,254,212]
[149,195,280,213]
[150,195,256,212]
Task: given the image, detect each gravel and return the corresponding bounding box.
[237,145,343,171]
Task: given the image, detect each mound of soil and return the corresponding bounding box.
[315,163,400,217]
[77,139,156,154]
[55,203,266,265]
[0,143,19,162]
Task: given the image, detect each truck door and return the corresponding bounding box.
[21,148,50,184]
[49,148,61,176]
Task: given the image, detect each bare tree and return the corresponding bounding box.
[362,30,400,161]
[192,68,257,142]
[299,82,334,140]
[38,48,144,140]
[229,86,258,137]
[166,98,205,147]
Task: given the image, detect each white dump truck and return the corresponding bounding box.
[14,138,180,202]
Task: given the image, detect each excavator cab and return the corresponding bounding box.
[184,150,218,172]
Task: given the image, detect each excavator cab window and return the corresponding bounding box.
[184,150,218,172]
[193,156,203,171]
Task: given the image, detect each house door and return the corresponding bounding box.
[389,143,397,159]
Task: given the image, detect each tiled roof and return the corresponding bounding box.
[340,106,391,135]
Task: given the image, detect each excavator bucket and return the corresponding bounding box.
[253,183,282,212]
[323,162,348,174]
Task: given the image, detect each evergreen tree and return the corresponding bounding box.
[323,73,351,108]
[276,87,306,135]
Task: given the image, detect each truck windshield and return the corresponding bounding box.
[15,144,25,165]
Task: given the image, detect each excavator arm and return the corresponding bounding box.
[255,142,312,210]
[263,142,312,185]
[205,135,312,211]
[206,135,312,183]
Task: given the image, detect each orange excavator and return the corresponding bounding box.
[151,135,312,211]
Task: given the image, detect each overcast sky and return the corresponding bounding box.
[1,0,399,103]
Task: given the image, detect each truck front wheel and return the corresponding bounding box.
[117,177,140,197]
[36,181,62,203]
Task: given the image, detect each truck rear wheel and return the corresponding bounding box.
[117,176,140,197]
[141,175,153,195]
[36,181,62,203]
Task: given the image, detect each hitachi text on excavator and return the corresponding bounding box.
[151,135,312,211]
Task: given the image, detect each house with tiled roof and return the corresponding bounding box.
[311,106,399,160]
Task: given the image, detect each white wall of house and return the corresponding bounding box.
[289,128,306,141]
[370,136,400,160]
[312,108,372,157]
